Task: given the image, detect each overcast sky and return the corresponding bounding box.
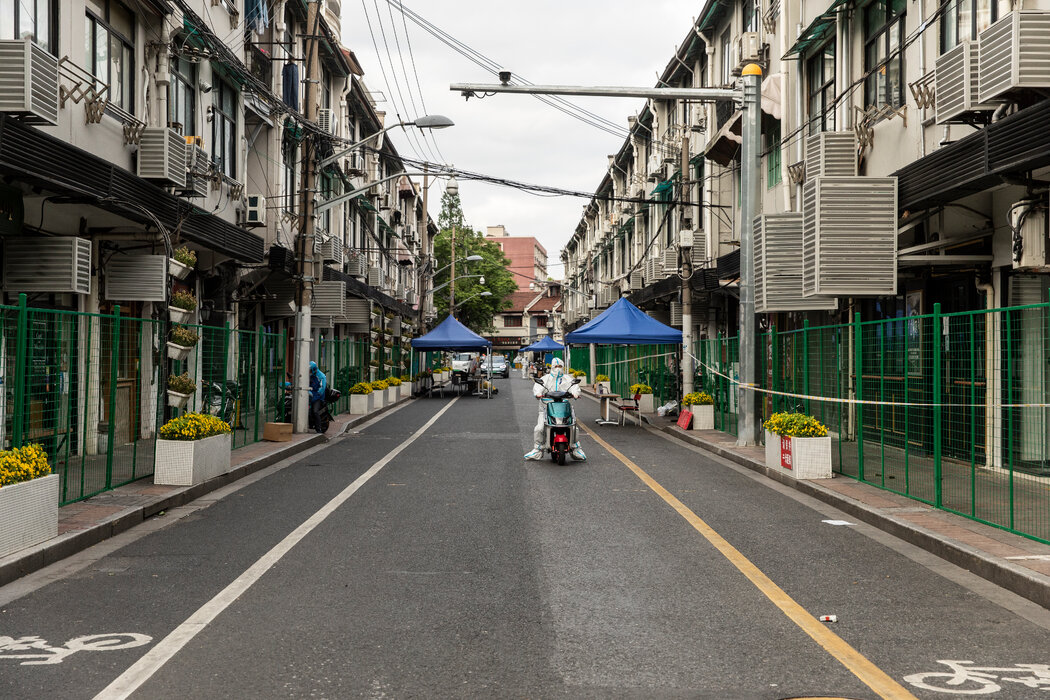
[341,1,699,280]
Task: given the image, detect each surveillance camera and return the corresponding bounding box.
[498,71,512,85]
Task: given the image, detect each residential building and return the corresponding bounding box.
[489,285,562,357]
[485,225,548,287]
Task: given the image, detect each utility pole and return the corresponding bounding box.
[449,225,456,313]
[292,0,321,433]
[421,164,429,324]
[680,132,693,398]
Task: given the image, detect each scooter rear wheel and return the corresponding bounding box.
[557,449,566,466]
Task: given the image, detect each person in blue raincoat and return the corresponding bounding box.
[309,361,328,432]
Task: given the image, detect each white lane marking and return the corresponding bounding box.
[95,398,459,700]
[0,634,152,665]
[1005,555,1050,561]
[822,519,854,526]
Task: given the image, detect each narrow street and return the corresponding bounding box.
[3,377,1050,699]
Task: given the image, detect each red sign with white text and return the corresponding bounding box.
[780,437,793,470]
[677,410,693,430]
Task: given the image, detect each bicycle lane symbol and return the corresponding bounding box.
[904,660,1050,695]
[0,633,152,665]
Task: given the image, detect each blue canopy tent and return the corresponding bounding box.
[520,334,566,369]
[565,297,682,403]
[411,315,493,397]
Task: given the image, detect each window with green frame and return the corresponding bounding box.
[864,0,906,109]
[767,122,782,188]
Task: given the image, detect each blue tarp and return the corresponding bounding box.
[520,336,564,353]
[565,297,682,345]
[411,315,491,351]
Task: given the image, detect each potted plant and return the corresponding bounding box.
[681,391,714,430]
[0,444,58,558]
[763,412,832,479]
[630,383,654,413]
[169,290,197,324]
[348,381,373,414]
[384,376,401,404]
[166,325,199,361]
[167,372,197,409]
[399,374,412,399]
[154,412,233,486]
[169,246,197,280]
[594,374,610,393]
[370,379,389,408]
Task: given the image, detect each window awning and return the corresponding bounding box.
[650,180,675,196]
[783,0,851,59]
[697,0,731,34]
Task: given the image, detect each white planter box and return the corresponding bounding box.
[400,383,412,399]
[167,389,193,409]
[690,404,714,430]
[349,393,371,414]
[168,258,193,280]
[154,432,232,486]
[168,306,194,323]
[765,430,832,479]
[166,341,193,361]
[638,394,654,413]
[0,474,59,558]
[372,391,386,409]
[386,387,399,404]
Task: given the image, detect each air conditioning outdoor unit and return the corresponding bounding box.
[0,39,59,125]
[344,152,365,175]
[264,280,296,318]
[802,176,898,297]
[662,247,678,275]
[244,194,266,227]
[104,254,168,302]
[669,301,682,327]
[1010,198,1049,271]
[317,108,334,133]
[805,131,857,179]
[137,128,187,185]
[630,270,645,290]
[320,238,343,265]
[734,32,763,72]
[346,255,366,277]
[339,297,371,333]
[690,231,707,268]
[395,285,405,300]
[3,237,91,294]
[366,267,384,288]
[935,40,999,124]
[406,289,417,305]
[977,10,1050,103]
[754,213,837,313]
[312,280,346,317]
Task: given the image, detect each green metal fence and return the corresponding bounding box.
[591,344,679,406]
[3,296,289,505]
[318,336,371,416]
[695,303,1050,545]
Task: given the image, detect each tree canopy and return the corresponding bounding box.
[432,190,516,333]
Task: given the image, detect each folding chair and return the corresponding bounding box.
[618,392,642,426]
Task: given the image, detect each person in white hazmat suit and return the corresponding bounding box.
[524,357,586,461]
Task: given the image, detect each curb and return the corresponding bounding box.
[0,397,413,588]
[644,415,1050,611]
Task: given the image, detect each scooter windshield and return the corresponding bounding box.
[546,401,572,425]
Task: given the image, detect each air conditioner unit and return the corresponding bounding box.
[734,32,763,72]
[690,231,706,268]
[346,255,366,277]
[366,266,384,288]
[245,193,266,227]
[754,213,837,313]
[320,238,343,265]
[1010,199,1049,271]
[934,40,999,124]
[662,247,678,275]
[344,151,365,175]
[317,108,334,133]
[312,280,346,316]
[0,39,59,125]
[104,254,168,302]
[339,297,371,332]
[630,270,645,290]
[4,237,91,294]
[978,10,1050,104]
[805,131,857,178]
[395,285,405,300]
[186,144,210,176]
[406,289,417,305]
[669,301,682,327]
[802,176,897,297]
[137,127,187,184]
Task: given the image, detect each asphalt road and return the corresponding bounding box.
[2,375,1050,699]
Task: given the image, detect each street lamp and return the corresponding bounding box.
[452,289,491,311]
[318,115,455,169]
[433,254,482,278]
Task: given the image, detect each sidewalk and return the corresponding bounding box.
[580,388,1050,610]
[0,398,411,588]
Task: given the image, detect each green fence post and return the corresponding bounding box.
[770,323,778,415]
[105,305,121,489]
[969,313,976,517]
[854,312,864,482]
[932,302,943,509]
[803,320,811,416]
[1005,311,1014,530]
[254,330,262,442]
[12,293,28,448]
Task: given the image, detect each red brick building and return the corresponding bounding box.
[485,225,547,288]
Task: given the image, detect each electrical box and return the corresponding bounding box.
[1011,200,1049,271]
[245,194,266,227]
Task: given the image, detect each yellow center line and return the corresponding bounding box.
[580,424,918,700]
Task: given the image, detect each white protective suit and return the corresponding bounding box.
[531,370,582,449]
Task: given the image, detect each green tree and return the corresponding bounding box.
[432,190,516,333]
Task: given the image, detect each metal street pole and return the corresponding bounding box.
[420,163,429,325]
[738,64,763,446]
[451,78,759,440]
[292,0,322,433]
[680,132,694,399]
